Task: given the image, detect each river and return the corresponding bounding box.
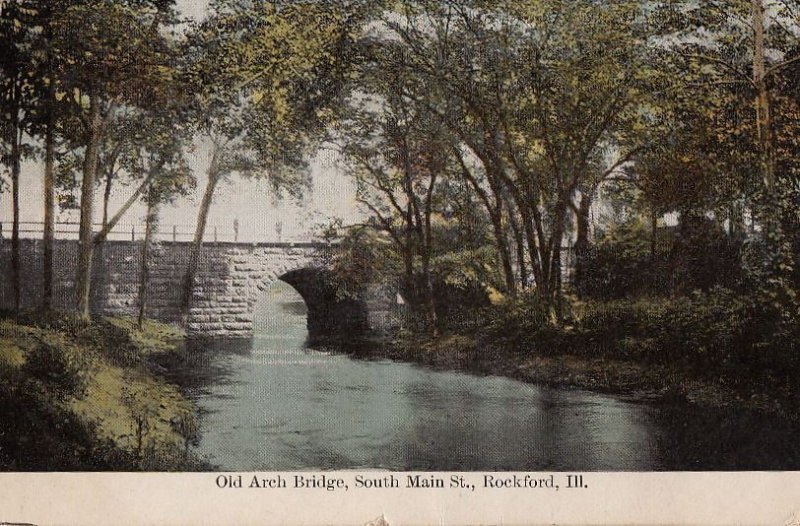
[167,282,800,471]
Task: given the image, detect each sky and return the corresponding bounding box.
[0,0,364,243]
[176,0,210,21]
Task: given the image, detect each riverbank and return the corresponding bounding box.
[334,331,796,422]
[0,312,205,471]
[335,290,800,421]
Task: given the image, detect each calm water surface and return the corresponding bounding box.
[167,283,800,471]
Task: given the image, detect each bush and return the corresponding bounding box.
[572,287,800,386]
[481,291,553,351]
[650,290,749,368]
[576,217,744,299]
[23,342,92,401]
[104,317,185,357]
[0,366,125,471]
[476,286,798,387]
[576,245,671,300]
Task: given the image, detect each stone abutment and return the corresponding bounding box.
[0,239,395,339]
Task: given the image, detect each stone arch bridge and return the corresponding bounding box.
[0,239,394,339]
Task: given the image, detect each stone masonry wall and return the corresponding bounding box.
[0,239,324,338]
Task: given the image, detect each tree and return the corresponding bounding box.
[653,0,800,304]
[37,0,60,310]
[177,0,364,323]
[340,43,451,335]
[0,0,38,313]
[129,115,194,327]
[19,0,140,308]
[377,0,650,314]
[51,0,179,318]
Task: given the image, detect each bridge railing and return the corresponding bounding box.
[0,221,311,244]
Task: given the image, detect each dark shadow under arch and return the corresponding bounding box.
[277,267,369,340]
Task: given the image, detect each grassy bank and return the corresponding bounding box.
[0,312,204,471]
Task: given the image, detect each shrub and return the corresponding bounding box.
[172,410,200,455]
[649,289,749,369]
[578,298,645,347]
[477,286,798,385]
[0,367,123,471]
[576,245,671,300]
[23,342,91,401]
[104,317,185,357]
[572,287,800,386]
[481,291,553,351]
[576,217,744,299]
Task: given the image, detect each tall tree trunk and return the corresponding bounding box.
[420,254,438,337]
[752,0,793,295]
[491,208,516,297]
[75,98,103,318]
[574,192,593,288]
[452,147,516,296]
[753,0,774,196]
[547,227,565,321]
[43,107,56,310]
[138,189,158,328]
[728,202,745,238]
[544,196,569,310]
[550,242,563,299]
[512,180,549,295]
[519,203,544,290]
[422,174,439,337]
[575,192,592,254]
[403,201,416,303]
[102,170,114,229]
[650,209,658,259]
[42,23,57,311]
[94,169,156,246]
[181,149,220,324]
[485,173,516,296]
[507,200,528,289]
[10,98,21,313]
[401,244,415,303]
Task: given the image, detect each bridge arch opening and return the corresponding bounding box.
[250,267,369,341]
[252,280,308,339]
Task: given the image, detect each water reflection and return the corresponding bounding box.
[164,281,800,471]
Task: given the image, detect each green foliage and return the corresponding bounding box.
[575,288,798,384]
[595,216,659,258]
[23,341,92,401]
[104,316,185,357]
[323,225,402,300]
[481,291,554,351]
[668,215,745,293]
[0,313,205,471]
[634,0,800,306]
[53,1,179,107]
[578,216,745,299]
[121,383,159,462]
[0,370,124,471]
[473,287,799,392]
[182,0,364,192]
[428,0,651,298]
[431,245,501,293]
[577,289,748,364]
[577,246,668,300]
[576,216,661,299]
